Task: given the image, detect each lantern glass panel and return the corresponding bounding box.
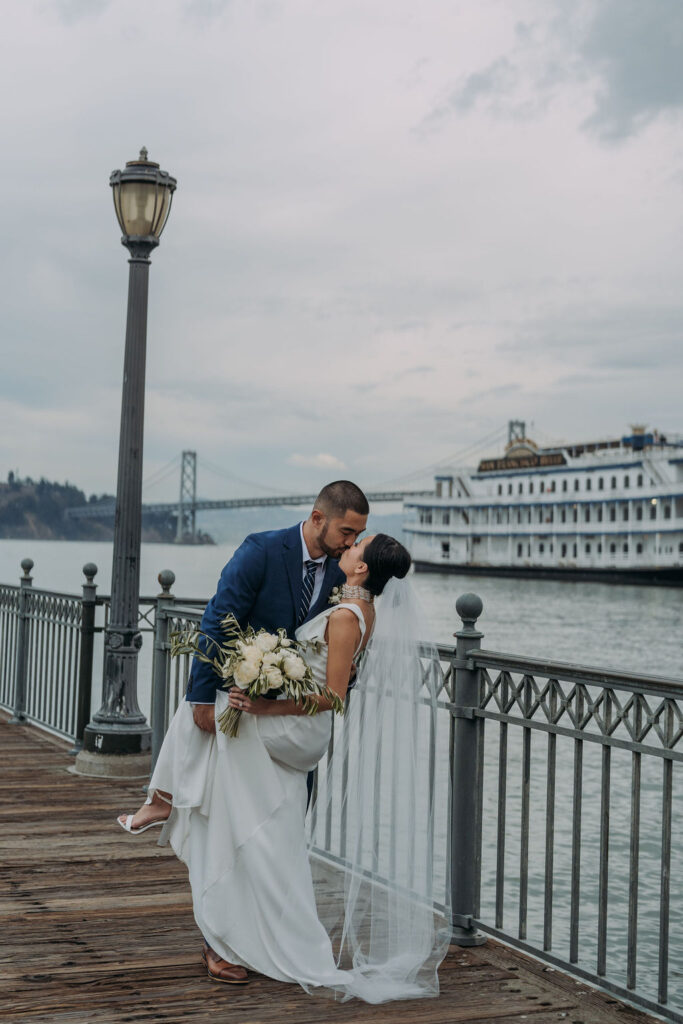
[118,180,160,237]
[151,187,172,238]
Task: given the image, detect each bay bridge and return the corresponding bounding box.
[65,450,435,543]
[64,428,512,542]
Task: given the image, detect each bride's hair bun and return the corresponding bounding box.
[363,534,411,596]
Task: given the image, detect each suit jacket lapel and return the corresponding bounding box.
[282,523,303,617]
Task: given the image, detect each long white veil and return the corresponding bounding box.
[307,577,451,1003]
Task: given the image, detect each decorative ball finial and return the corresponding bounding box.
[456,592,483,631]
[21,558,34,577]
[82,563,98,584]
[158,569,175,595]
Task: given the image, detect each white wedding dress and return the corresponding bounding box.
[149,604,374,994]
[149,592,448,1003]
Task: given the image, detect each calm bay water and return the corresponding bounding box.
[2,512,682,675]
[2,516,682,1011]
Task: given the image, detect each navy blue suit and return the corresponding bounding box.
[185,523,345,704]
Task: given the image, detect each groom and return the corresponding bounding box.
[181,481,368,984]
[186,479,369,731]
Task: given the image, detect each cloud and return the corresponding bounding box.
[417,7,572,134]
[287,453,347,471]
[418,58,520,136]
[459,57,517,111]
[357,363,436,394]
[420,0,683,143]
[182,0,237,26]
[499,301,683,368]
[444,57,519,118]
[50,0,111,25]
[580,0,683,140]
[0,0,681,500]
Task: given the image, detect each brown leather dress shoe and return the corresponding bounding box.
[202,945,249,985]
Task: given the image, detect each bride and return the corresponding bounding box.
[118,534,449,1003]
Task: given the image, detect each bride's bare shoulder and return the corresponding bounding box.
[329,605,361,624]
[324,605,362,645]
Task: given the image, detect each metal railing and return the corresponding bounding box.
[0,560,204,751]
[0,559,84,743]
[1,561,681,1020]
[470,641,683,1020]
[0,576,21,711]
[305,595,683,1021]
[148,571,204,770]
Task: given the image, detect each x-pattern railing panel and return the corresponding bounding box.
[0,585,20,610]
[100,597,157,633]
[471,644,683,1022]
[419,656,451,703]
[137,602,157,631]
[477,661,683,756]
[26,591,82,628]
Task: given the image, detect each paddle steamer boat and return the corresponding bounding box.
[403,422,683,585]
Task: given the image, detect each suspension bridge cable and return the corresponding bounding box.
[142,454,182,492]
[143,462,180,488]
[142,466,180,492]
[157,423,509,506]
[528,425,570,448]
[369,424,507,489]
[200,458,288,496]
[142,467,183,493]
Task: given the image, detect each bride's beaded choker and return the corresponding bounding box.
[341,584,374,604]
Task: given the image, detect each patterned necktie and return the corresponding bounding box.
[298,560,318,626]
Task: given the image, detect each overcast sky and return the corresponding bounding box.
[2,0,682,501]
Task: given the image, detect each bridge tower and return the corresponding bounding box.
[507,419,526,446]
[175,450,197,543]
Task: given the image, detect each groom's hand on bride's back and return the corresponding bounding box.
[192,704,216,733]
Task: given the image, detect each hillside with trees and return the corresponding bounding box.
[0,472,180,542]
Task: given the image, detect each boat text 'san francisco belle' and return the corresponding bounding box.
[403,421,683,585]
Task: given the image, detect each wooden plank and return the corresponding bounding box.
[0,718,660,1024]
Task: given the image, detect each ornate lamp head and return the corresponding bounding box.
[110,148,177,259]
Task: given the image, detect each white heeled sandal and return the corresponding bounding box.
[117,814,164,835]
[116,792,172,835]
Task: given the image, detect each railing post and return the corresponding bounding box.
[449,592,486,946]
[9,558,34,725]
[70,563,98,755]
[150,570,175,773]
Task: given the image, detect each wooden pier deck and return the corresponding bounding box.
[0,715,660,1024]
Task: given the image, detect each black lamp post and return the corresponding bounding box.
[80,149,177,768]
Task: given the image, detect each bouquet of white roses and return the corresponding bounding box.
[170,613,344,737]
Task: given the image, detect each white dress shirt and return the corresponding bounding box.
[299,521,327,608]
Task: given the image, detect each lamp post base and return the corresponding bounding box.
[75,723,152,778]
[450,925,487,947]
[82,721,152,756]
[72,749,151,779]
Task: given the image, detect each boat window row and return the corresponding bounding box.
[417,500,673,526]
[510,540,683,558]
[496,471,649,497]
[437,539,683,560]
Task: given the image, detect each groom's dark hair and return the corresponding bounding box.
[315,480,369,518]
